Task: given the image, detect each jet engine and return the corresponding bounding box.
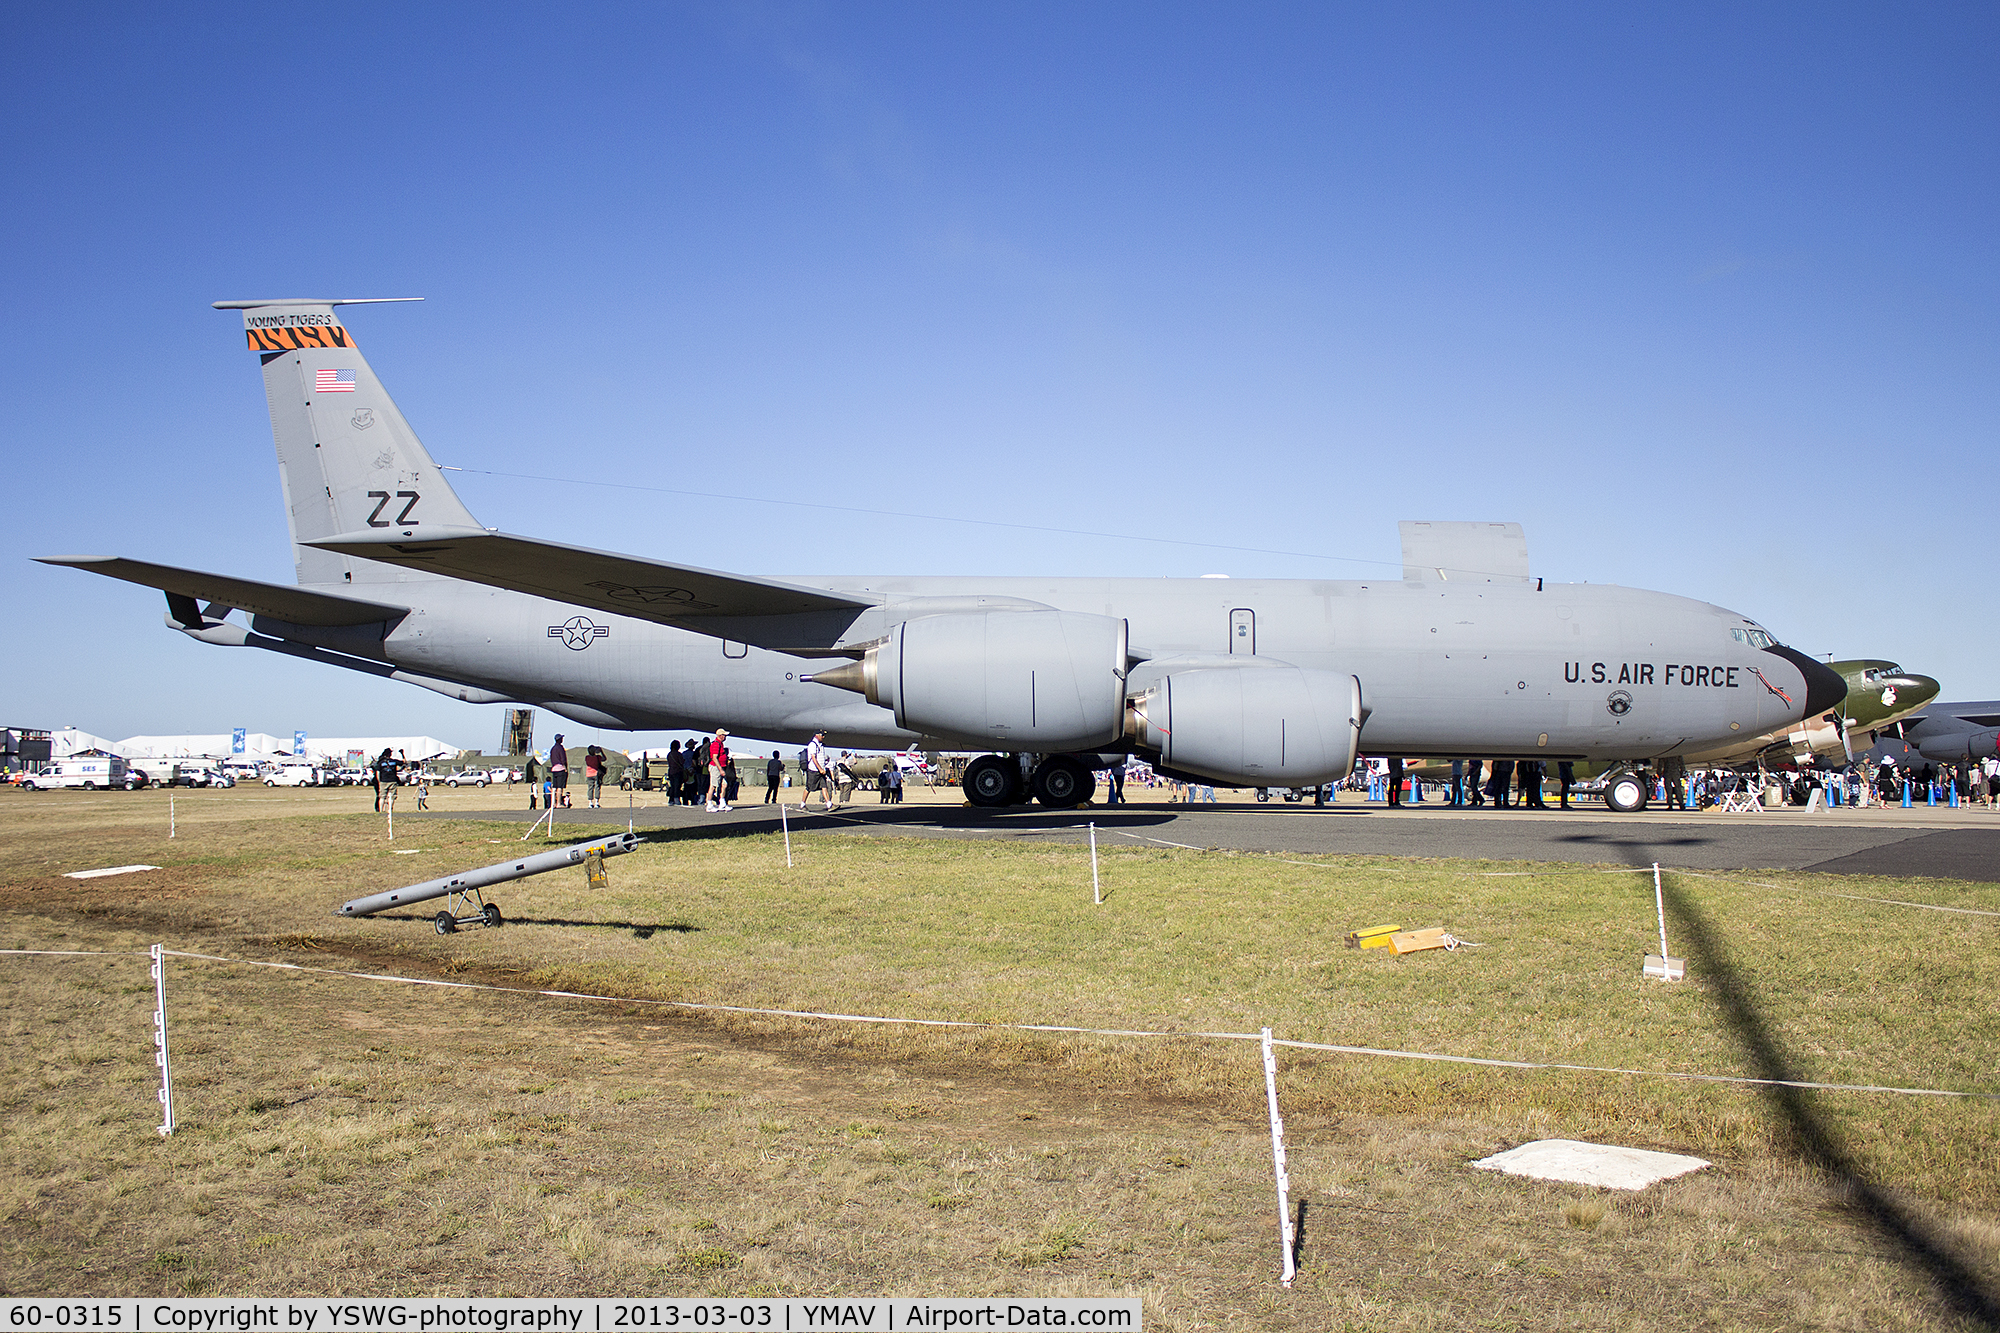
[806,610,1128,750]
[1127,665,1364,787]
[1916,728,2000,764]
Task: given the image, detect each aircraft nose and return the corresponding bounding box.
[1765,645,1848,718]
[1888,674,1941,708]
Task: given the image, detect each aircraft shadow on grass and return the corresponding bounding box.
[1626,843,1999,1326]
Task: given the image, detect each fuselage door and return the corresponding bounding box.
[1230,608,1255,655]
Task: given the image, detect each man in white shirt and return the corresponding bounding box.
[806,732,834,811]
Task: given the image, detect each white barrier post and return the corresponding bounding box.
[1261,1026,1296,1287]
[521,807,555,841]
[1090,823,1101,905]
[169,795,175,839]
[781,800,793,868]
[150,944,176,1137]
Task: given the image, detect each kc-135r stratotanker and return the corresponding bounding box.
[40,299,1845,812]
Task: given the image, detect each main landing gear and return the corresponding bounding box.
[1603,769,1650,814]
[962,753,1098,810]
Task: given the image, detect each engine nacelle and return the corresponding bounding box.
[1128,665,1364,787]
[1916,727,1999,764]
[810,610,1129,750]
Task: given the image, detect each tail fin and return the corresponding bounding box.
[215,299,480,587]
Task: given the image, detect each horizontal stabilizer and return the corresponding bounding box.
[37,556,408,627]
[305,527,877,638]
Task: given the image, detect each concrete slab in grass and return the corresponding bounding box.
[1471,1138,1710,1190]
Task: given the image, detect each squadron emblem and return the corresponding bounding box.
[352,408,375,430]
[549,616,610,651]
[1606,690,1634,717]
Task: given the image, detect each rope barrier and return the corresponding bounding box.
[4,944,1990,1100]
[144,947,2000,1102]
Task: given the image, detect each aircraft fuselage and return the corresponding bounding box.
[254,572,1813,761]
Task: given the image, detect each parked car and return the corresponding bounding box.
[264,764,322,787]
[444,768,490,787]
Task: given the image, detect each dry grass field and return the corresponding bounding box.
[1,784,1997,1329]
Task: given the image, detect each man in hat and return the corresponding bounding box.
[705,728,732,812]
[805,730,833,810]
[548,734,569,808]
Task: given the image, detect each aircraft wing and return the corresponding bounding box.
[305,526,877,650]
[35,555,408,627]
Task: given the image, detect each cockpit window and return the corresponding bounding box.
[1733,625,1776,649]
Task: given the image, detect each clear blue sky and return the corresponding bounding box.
[5,3,1995,750]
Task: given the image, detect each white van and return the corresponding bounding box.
[25,756,133,790]
[264,764,322,787]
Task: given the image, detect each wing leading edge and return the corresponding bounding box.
[305,526,877,653]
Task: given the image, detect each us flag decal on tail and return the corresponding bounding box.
[247,324,354,352]
[314,368,357,393]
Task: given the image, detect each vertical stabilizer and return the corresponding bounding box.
[215,299,479,587]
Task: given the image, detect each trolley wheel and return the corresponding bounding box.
[434,911,458,935]
[481,903,503,928]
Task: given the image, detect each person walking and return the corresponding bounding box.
[764,750,784,803]
[1467,758,1485,808]
[524,754,540,809]
[414,768,430,811]
[878,761,894,803]
[705,728,732,812]
[1106,759,1124,805]
[548,734,570,808]
[1557,760,1575,810]
[1450,759,1465,807]
[583,745,605,808]
[1386,756,1404,808]
[806,732,835,810]
[1487,759,1514,809]
[887,757,904,804]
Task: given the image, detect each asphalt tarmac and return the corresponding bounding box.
[420,796,2000,882]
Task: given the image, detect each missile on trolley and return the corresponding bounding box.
[335,831,642,926]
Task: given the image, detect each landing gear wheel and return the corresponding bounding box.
[481,903,503,928]
[434,911,458,935]
[963,755,1021,808]
[1605,770,1649,814]
[1030,756,1095,808]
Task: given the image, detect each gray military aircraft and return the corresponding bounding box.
[1860,701,2000,770]
[39,299,1845,813]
